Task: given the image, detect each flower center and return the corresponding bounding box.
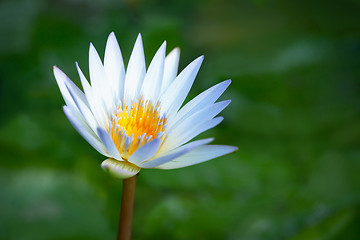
[109,97,167,160]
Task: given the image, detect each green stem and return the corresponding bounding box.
[117,174,137,240]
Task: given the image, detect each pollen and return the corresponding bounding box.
[108,97,167,160]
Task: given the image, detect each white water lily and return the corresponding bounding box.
[53,32,237,178]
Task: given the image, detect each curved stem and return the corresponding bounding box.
[117,174,137,240]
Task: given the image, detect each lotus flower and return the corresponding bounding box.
[53,32,237,178]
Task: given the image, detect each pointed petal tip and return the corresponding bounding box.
[53,66,67,79]
[159,41,167,51]
[223,99,231,105]
[191,55,204,67]
[107,31,118,43]
[89,42,97,53]
[180,55,204,72]
[101,158,140,179]
[52,66,59,75]
[131,34,145,55]
[53,65,60,72]
[216,116,224,122]
[136,33,142,41]
[229,146,238,153]
[156,41,167,53]
[214,99,231,110]
[220,145,238,155]
[212,79,231,91]
[205,137,215,144]
[224,146,239,155]
[89,43,96,56]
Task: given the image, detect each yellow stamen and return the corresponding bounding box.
[109,97,167,160]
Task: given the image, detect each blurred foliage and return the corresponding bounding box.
[1,0,360,239]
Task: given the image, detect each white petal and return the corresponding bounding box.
[139,138,213,168]
[169,100,230,134]
[101,158,140,179]
[161,100,230,152]
[65,82,98,132]
[53,66,86,110]
[170,80,231,129]
[76,63,108,127]
[156,145,238,169]
[128,138,161,165]
[124,34,146,101]
[63,105,96,139]
[161,48,180,94]
[141,41,166,102]
[104,32,125,103]
[159,56,204,118]
[63,106,109,157]
[89,43,105,89]
[89,43,113,112]
[76,62,92,100]
[97,127,122,160]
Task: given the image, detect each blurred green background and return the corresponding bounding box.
[1,0,360,239]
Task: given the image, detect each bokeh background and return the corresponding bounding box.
[1,0,360,239]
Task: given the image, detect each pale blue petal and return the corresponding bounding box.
[63,106,109,157]
[76,62,108,127]
[65,81,98,132]
[170,80,231,128]
[97,127,122,160]
[159,117,223,154]
[159,56,203,118]
[161,100,230,152]
[140,138,213,168]
[128,138,161,165]
[157,145,238,169]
